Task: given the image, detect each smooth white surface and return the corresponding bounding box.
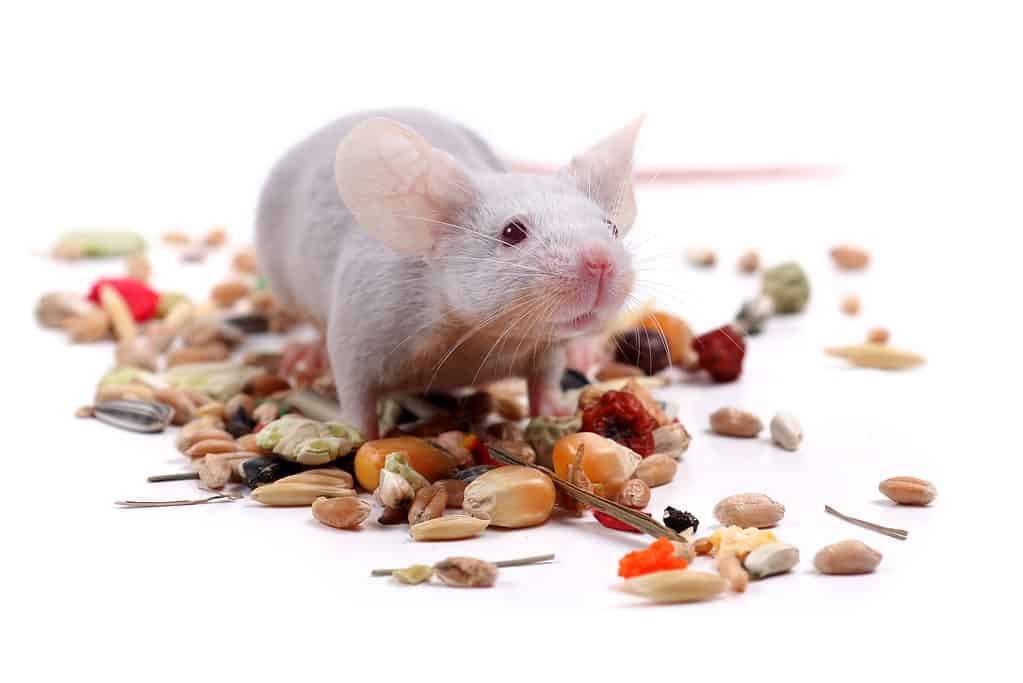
[4,0,1019,679]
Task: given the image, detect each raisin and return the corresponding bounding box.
[581,390,657,456]
[559,368,591,391]
[663,506,699,535]
[613,328,671,374]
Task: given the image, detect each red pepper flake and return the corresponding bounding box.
[86,277,160,322]
[581,390,657,455]
[593,509,651,533]
[693,325,746,383]
[618,537,688,578]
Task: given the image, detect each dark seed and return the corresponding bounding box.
[613,329,671,374]
[225,406,256,438]
[242,456,303,489]
[453,465,495,483]
[224,314,270,334]
[663,506,699,535]
[93,400,174,433]
[560,368,591,391]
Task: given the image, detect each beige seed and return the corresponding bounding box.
[717,552,749,593]
[409,515,489,541]
[162,230,191,245]
[196,457,232,490]
[185,438,239,458]
[814,539,882,574]
[840,294,861,316]
[275,468,355,489]
[235,433,261,452]
[36,292,98,328]
[879,476,937,506]
[251,482,355,507]
[98,285,138,341]
[709,407,763,438]
[825,344,924,370]
[115,337,159,372]
[177,428,233,453]
[211,280,250,308]
[63,310,112,343]
[154,387,198,426]
[393,565,433,584]
[685,247,717,267]
[311,496,372,529]
[493,394,527,421]
[713,493,785,528]
[830,244,870,270]
[167,342,231,367]
[744,542,800,579]
[616,569,726,604]
[633,453,678,488]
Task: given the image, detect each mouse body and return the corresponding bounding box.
[256,109,642,437]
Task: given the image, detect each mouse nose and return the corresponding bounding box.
[581,245,614,278]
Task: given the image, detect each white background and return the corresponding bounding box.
[3,1,1020,680]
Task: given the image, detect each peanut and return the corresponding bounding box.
[840,294,861,316]
[713,493,785,529]
[204,226,227,247]
[232,247,258,274]
[879,476,937,506]
[710,407,763,438]
[813,539,882,575]
[830,244,870,270]
[737,250,760,274]
[633,453,678,488]
[867,327,890,344]
[312,496,371,529]
[245,373,291,398]
[126,254,150,282]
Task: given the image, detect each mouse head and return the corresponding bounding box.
[335,116,642,341]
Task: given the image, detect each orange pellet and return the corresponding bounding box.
[617,537,689,579]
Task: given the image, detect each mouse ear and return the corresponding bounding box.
[568,115,645,233]
[335,118,476,254]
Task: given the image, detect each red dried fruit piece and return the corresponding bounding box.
[87,277,160,322]
[593,509,651,533]
[693,325,746,383]
[464,434,500,467]
[581,390,656,456]
[618,537,688,578]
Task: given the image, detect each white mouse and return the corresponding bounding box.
[256,109,642,437]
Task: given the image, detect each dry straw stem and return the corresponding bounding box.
[371,553,554,576]
[116,494,238,508]
[824,344,924,370]
[824,505,908,540]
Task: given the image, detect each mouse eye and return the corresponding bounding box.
[605,218,619,239]
[501,219,529,246]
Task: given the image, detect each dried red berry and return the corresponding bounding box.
[581,390,656,456]
[693,325,746,382]
[86,277,160,322]
[465,434,500,467]
[593,509,650,533]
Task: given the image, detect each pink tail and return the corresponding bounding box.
[507,161,841,183]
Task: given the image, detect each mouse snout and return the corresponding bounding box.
[580,244,615,279]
